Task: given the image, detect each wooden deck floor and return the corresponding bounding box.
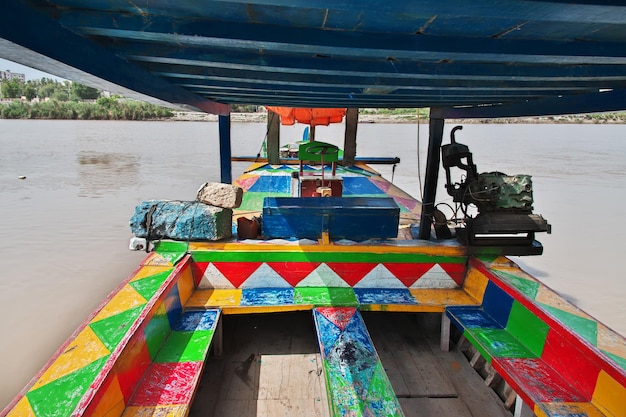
[189,312,511,417]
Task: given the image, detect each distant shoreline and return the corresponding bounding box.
[171,111,626,124]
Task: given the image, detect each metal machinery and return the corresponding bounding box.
[441,126,551,254]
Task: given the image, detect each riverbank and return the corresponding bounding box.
[172,110,626,124]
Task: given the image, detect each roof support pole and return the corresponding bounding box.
[219,114,232,184]
[267,110,281,164]
[342,108,359,167]
[418,113,445,240]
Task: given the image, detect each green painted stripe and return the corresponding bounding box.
[144,304,171,361]
[191,250,465,264]
[540,304,599,346]
[89,305,145,352]
[155,330,215,363]
[465,328,539,361]
[493,270,541,300]
[129,270,172,301]
[294,287,358,306]
[505,301,549,357]
[154,240,188,253]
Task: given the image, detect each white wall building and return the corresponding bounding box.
[0,70,26,82]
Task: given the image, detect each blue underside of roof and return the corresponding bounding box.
[2,0,626,117]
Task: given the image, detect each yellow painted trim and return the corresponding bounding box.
[92,285,147,322]
[33,326,110,388]
[185,289,242,308]
[187,241,466,256]
[6,396,36,417]
[409,289,480,306]
[461,266,489,303]
[535,402,605,417]
[592,370,626,417]
[87,375,125,417]
[130,265,173,282]
[176,266,195,306]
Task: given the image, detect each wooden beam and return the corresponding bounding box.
[342,108,358,166]
[266,110,280,165]
[418,113,445,240]
[219,114,232,184]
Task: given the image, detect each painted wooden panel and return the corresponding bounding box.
[313,307,404,417]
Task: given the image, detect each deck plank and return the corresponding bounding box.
[364,312,457,398]
[189,312,329,417]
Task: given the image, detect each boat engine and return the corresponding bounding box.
[441,126,550,254]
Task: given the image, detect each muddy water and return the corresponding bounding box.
[1,119,625,408]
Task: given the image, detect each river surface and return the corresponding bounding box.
[1,119,626,407]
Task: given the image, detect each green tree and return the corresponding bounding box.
[70,82,100,100]
[24,84,37,101]
[1,79,24,98]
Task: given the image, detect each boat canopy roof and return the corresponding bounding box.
[3,1,626,118]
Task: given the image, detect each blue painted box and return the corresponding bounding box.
[262,197,400,240]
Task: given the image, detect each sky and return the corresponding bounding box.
[0,57,66,81]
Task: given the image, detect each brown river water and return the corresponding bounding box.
[1,119,626,407]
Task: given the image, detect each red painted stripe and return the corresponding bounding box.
[211,262,263,288]
[540,328,600,399]
[316,307,357,331]
[128,361,203,406]
[266,262,321,286]
[325,262,377,287]
[440,263,467,286]
[382,263,434,287]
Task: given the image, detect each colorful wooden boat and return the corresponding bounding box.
[2,139,626,417]
[3,1,626,416]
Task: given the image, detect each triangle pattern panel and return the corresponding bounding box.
[296,263,350,287]
[266,261,321,287]
[341,176,387,195]
[233,174,259,191]
[240,263,292,288]
[89,305,146,352]
[439,263,467,286]
[5,397,36,417]
[197,263,236,289]
[326,262,378,287]
[353,264,407,289]
[597,323,626,360]
[32,326,111,388]
[383,262,435,287]
[211,262,263,288]
[367,176,391,193]
[411,264,460,289]
[316,307,357,331]
[129,270,172,301]
[26,355,110,417]
[92,284,147,322]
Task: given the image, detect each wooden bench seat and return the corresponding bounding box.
[312,307,403,417]
[446,263,626,417]
[123,309,221,416]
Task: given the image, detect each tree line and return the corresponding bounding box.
[0,78,174,120]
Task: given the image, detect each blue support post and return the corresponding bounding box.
[418,113,445,240]
[219,114,232,184]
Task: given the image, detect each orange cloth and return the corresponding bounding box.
[266,107,346,126]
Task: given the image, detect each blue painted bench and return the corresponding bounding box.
[262,197,400,240]
[123,309,221,415]
[312,307,403,417]
[446,261,625,417]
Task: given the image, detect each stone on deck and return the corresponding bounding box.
[130,200,232,241]
[197,182,243,209]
